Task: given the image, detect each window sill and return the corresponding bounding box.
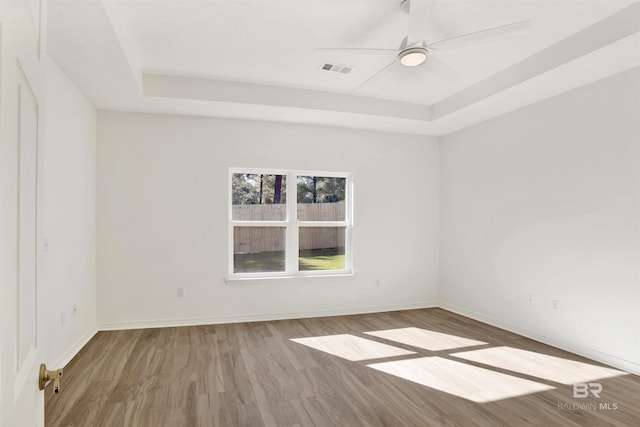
[224,272,356,284]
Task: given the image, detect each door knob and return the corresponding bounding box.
[39,363,63,394]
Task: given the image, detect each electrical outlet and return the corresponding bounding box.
[552,299,559,310]
[177,287,185,298]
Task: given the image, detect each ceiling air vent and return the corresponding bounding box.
[321,62,352,74]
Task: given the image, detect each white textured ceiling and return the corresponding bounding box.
[47,0,640,135]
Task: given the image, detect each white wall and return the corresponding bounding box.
[440,68,640,373]
[42,59,97,367]
[96,113,439,328]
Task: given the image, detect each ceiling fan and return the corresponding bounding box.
[316,0,531,89]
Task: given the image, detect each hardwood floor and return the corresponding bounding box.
[45,308,640,426]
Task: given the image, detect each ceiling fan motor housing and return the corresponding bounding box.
[398,47,428,67]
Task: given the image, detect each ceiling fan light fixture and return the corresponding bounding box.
[399,47,427,67]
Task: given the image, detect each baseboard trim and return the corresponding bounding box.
[74,301,639,376]
[52,326,98,369]
[97,301,439,331]
[439,302,640,376]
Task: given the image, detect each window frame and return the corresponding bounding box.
[228,168,353,280]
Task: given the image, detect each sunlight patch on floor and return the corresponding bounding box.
[365,327,487,351]
[368,356,555,403]
[451,346,627,385]
[290,334,416,361]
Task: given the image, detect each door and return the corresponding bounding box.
[1,0,47,426]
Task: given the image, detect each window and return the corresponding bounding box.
[229,169,352,279]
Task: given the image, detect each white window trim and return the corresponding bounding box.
[228,168,353,280]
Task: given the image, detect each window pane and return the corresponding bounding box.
[297,176,346,221]
[232,173,286,220]
[299,227,345,271]
[234,227,285,273]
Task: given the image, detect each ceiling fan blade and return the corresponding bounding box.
[314,47,397,56]
[407,0,434,45]
[426,54,460,83]
[355,59,397,90]
[428,20,531,50]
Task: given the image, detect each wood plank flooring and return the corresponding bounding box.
[45,308,640,426]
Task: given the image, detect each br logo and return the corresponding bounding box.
[573,382,602,398]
